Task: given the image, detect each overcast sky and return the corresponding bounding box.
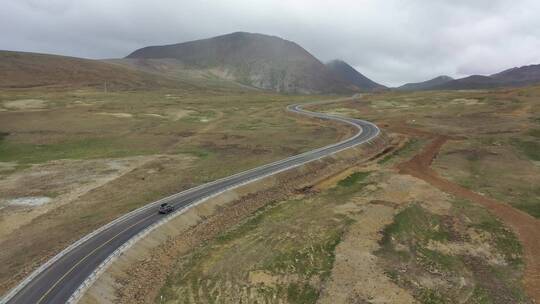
[2,0,540,86]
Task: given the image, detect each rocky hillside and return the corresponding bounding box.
[126,32,355,94]
[326,60,386,91]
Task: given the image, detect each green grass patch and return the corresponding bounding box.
[418,288,448,304]
[511,138,540,161]
[329,172,372,202]
[381,204,450,249]
[287,283,319,304]
[452,199,523,265]
[262,226,347,279]
[514,203,540,219]
[531,117,540,124]
[157,193,354,303]
[378,138,422,165]
[0,137,158,164]
[378,204,461,274]
[527,129,540,138]
[176,146,212,159]
[474,220,523,265]
[337,171,370,187]
[0,132,9,142]
[181,110,216,123]
[417,247,461,271]
[377,204,477,301]
[469,287,494,304]
[214,200,279,243]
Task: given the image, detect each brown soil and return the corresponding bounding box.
[398,135,540,303]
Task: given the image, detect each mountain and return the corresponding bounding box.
[0,50,180,89]
[432,75,499,90]
[397,75,453,91]
[434,64,540,90]
[490,64,540,85]
[400,64,540,91]
[325,60,386,91]
[125,32,355,94]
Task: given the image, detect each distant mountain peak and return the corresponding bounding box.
[398,63,540,91]
[397,75,454,91]
[126,32,354,94]
[327,59,347,65]
[490,63,540,82]
[326,59,386,91]
[433,75,454,81]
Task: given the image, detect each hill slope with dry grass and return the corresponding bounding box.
[0,50,184,90]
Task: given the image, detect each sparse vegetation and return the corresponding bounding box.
[286,282,319,304]
[380,204,449,247]
[452,199,523,265]
[378,138,423,164]
[512,139,540,161]
[377,198,527,303]
[147,86,540,303]
[0,137,159,164]
[318,86,540,220]
[0,132,8,142]
[0,87,348,295]
[527,129,540,138]
[418,288,448,304]
[156,172,370,303]
[337,171,370,187]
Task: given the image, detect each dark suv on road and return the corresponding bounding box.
[158,203,174,214]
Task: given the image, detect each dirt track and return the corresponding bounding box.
[398,136,540,303]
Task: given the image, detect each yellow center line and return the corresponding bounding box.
[36,212,156,304]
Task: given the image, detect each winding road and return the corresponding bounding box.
[2,101,380,304]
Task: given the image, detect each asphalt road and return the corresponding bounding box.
[2,101,380,304]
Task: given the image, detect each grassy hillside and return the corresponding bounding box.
[106,58,251,90]
[316,86,540,219]
[0,51,185,90]
[0,86,349,295]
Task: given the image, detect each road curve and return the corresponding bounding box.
[2,100,380,304]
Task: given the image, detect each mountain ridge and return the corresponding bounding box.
[125,32,356,94]
[0,50,182,90]
[397,75,454,91]
[399,64,540,91]
[325,59,386,91]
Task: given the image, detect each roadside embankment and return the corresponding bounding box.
[78,133,393,303]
